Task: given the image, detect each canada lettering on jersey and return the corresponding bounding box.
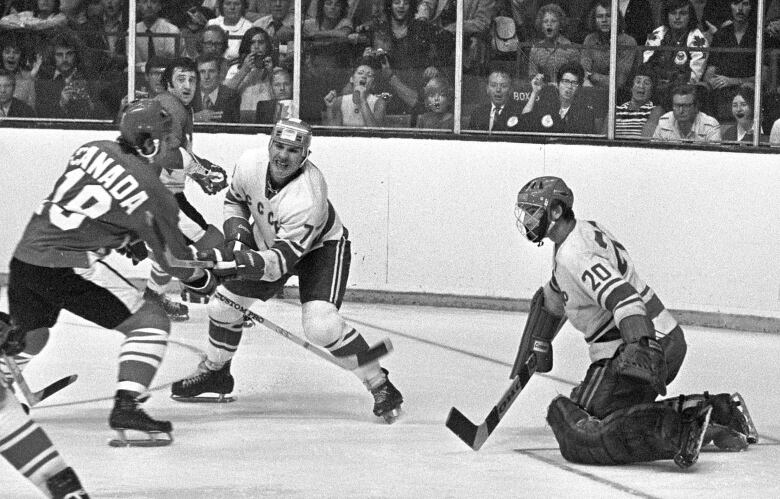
[65,145,149,215]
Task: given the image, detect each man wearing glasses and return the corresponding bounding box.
[516,62,599,134]
[653,84,721,142]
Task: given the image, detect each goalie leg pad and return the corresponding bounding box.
[511,287,564,377]
[547,395,684,465]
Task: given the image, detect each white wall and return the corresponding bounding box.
[1,129,778,319]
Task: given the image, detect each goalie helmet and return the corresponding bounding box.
[271,118,312,155]
[119,99,173,150]
[515,176,573,243]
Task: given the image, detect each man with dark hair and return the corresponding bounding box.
[0,68,35,117]
[35,30,99,118]
[653,83,721,142]
[518,61,599,134]
[134,0,180,72]
[193,55,239,122]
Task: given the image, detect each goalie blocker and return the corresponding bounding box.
[510,287,566,378]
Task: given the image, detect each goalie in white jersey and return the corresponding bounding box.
[170,118,403,421]
[513,176,757,468]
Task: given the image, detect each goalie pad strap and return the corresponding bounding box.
[546,395,681,465]
[510,287,564,378]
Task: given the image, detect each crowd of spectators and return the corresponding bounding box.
[2,0,780,144]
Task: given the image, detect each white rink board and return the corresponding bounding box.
[0,129,778,318]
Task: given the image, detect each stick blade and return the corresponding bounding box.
[30,374,78,405]
[446,407,481,450]
[356,339,393,367]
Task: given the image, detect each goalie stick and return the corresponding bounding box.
[2,354,78,408]
[445,352,537,451]
[213,293,392,371]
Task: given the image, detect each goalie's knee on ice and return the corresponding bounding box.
[301,301,344,347]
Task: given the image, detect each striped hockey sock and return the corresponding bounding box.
[117,328,168,394]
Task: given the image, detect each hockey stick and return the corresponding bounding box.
[213,292,392,371]
[2,354,78,407]
[445,352,537,451]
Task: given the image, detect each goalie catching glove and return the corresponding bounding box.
[615,315,669,396]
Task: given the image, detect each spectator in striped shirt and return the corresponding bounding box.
[613,65,664,139]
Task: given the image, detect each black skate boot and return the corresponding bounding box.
[170,360,235,403]
[108,390,173,447]
[370,369,403,424]
[46,467,90,499]
[144,287,189,321]
[704,392,757,451]
[674,401,713,469]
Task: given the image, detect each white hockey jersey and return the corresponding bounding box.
[544,220,678,362]
[225,148,345,282]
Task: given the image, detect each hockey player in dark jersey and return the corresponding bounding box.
[170,118,404,422]
[0,313,90,498]
[3,99,219,447]
[513,176,757,468]
[142,57,228,321]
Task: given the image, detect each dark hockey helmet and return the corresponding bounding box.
[515,176,573,243]
[271,118,312,155]
[119,99,173,150]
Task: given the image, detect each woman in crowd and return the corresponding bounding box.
[643,0,709,107]
[323,57,387,126]
[415,74,453,129]
[0,32,39,108]
[0,0,66,30]
[303,0,353,41]
[527,3,579,83]
[723,85,761,142]
[580,0,636,90]
[224,26,275,122]
[613,64,664,139]
[207,0,254,61]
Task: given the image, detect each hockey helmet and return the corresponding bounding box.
[515,176,573,243]
[270,118,312,155]
[119,99,173,150]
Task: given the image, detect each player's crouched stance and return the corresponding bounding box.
[170,119,403,422]
[1,314,90,498]
[514,177,757,468]
[4,100,218,447]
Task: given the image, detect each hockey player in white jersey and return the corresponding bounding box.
[170,118,403,422]
[513,176,757,468]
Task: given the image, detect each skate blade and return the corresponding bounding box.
[170,394,235,403]
[109,429,173,447]
[732,393,759,444]
[379,408,402,424]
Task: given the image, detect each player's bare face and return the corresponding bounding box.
[169,68,197,106]
[268,140,305,183]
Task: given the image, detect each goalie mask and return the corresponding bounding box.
[515,176,573,243]
[119,99,173,159]
[270,118,312,161]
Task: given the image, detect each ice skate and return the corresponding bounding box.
[144,287,189,321]
[705,392,757,451]
[371,369,403,424]
[170,360,235,403]
[108,390,173,447]
[674,402,712,469]
[46,467,90,498]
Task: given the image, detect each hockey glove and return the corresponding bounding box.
[615,337,668,396]
[181,269,218,303]
[0,312,25,356]
[532,337,553,373]
[190,156,228,195]
[196,247,266,280]
[116,239,148,265]
[224,217,254,252]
